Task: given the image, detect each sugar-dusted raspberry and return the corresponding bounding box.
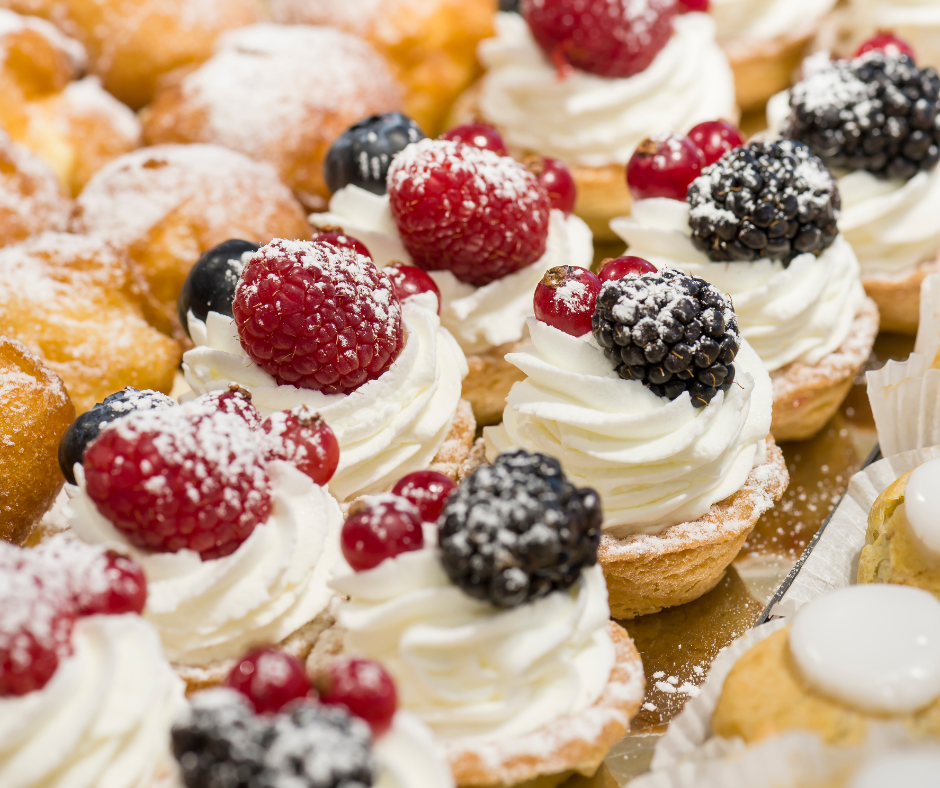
[83,401,273,560]
[526,156,577,215]
[262,407,340,486]
[226,649,313,714]
[533,265,602,337]
[391,470,456,523]
[318,658,398,735]
[387,139,552,287]
[523,0,677,79]
[198,386,262,430]
[627,135,705,201]
[598,256,657,282]
[341,494,424,571]
[312,227,373,259]
[440,123,508,156]
[385,263,442,314]
[234,239,404,395]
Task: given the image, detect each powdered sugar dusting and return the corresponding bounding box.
[789,60,872,115]
[0,131,70,242]
[62,77,141,143]
[0,8,86,73]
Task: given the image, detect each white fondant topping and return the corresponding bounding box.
[851,751,940,788]
[789,584,940,714]
[902,458,940,557]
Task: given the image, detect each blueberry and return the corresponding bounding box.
[177,240,260,337]
[58,388,176,484]
[324,112,425,195]
[500,0,520,10]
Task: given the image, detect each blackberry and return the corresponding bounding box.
[325,112,425,196]
[592,269,739,408]
[178,239,260,337]
[57,387,176,485]
[173,689,375,788]
[783,51,940,181]
[438,450,601,608]
[687,140,840,265]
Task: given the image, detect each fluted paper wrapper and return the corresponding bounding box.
[867,273,940,455]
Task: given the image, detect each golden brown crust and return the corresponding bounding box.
[0,336,75,545]
[464,340,527,427]
[599,438,789,619]
[427,398,485,482]
[724,28,813,113]
[770,297,880,443]
[863,263,937,335]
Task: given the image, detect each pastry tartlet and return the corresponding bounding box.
[768,48,940,333]
[71,144,311,338]
[485,268,788,618]
[457,3,737,240]
[268,0,496,136]
[312,131,594,425]
[612,139,879,442]
[141,23,403,212]
[318,451,646,788]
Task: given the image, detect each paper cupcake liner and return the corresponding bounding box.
[769,446,940,618]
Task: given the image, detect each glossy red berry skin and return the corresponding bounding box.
[319,658,397,735]
[533,265,602,337]
[626,135,705,201]
[855,32,916,60]
[341,496,424,572]
[391,470,456,523]
[385,263,442,314]
[226,648,313,715]
[677,0,708,11]
[528,157,577,215]
[262,408,340,486]
[74,552,148,617]
[687,120,746,167]
[523,0,677,79]
[440,124,509,156]
[312,229,373,260]
[598,256,657,283]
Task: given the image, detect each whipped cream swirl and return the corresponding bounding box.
[69,461,343,666]
[0,614,184,788]
[182,293,468,502]
[484,318,772,536]
[374,711,455,788]
[311,186,594,355]
[768,89,940,278]
[611,197,867,371]
[332,551,614,742]
[476,12,735,168]
[710,0,837,46]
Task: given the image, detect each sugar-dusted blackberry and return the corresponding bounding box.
[687,140,840,265]
[325,112,425,196]
[438,450,601,608]
[783,51,940,181]
[173,688,376,788]
[57,387,177,485]
[592,269,740,407]
[178,239,260,336]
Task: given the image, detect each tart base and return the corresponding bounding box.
[598,438,789,620]
[770,297,879,443]
[464,342,527,427]
[724,28,813,113]
[863,262,937,335]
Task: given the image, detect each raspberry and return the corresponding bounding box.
[83,402,273,560]
[526,156,577,215]
[523,0,677,79]
[262,407,340,486]
[199,386,262,429]
[598,256,657,282]
[312,227,373,259]
[688,120,746,167]
[318,658,397,735]
[627,135,705,201]
[73,552,147,617]
[677,0,707,10]
[440,123,508,156]
[533,265,602,337]
[391,470,456,523]
[387,139,551,287]
[340,494,424,572]
[226,649,313,714]
[234,240,404,395]
[855,32,915,60]
[385,263,442,314]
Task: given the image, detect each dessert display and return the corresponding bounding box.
[485,267,788,618]
[141,24,404,212]
[0,0,265,109]
[767,45,940,333]
[65,391,345,689]
[0,536,184,786]
[325,451,646,787]
[181,238,473,503]
[0,9,140,196]
[0,336,74,545]
[458,0,737,239]
[0,129,70,246]
[612,138,879,442]
[71,143,311,336]
[0,232,182,413]
[312,126,593,424]
[267,0,496,137]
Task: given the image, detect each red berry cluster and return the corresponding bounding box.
[0,538,147,697]
[626,120,747,202]
[83,389,339,560]
[854,32,915,60]
[225,648,398,735]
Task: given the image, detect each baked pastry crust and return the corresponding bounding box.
[599,437,789,620]
[770,297,879,443]
[723,27,813,113]
[863,262,937,335]
[464,340,527,427]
